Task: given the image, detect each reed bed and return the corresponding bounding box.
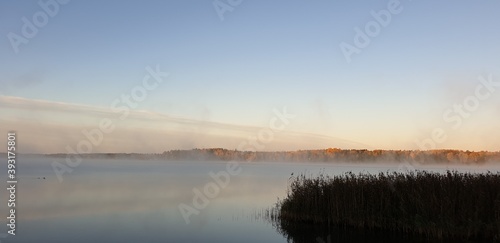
[269,171,500,241]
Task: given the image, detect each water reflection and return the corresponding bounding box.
[0,156,497,242]
[270,220,457,243]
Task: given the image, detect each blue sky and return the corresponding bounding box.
[1,0,499,153]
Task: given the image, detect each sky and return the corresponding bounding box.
[1,0,499,153]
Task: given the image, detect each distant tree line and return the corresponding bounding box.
[160,148,500,164]
[40,148,500,164]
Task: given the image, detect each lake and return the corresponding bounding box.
[0,156,498,242]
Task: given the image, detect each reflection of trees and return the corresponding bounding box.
[268,219,431,243]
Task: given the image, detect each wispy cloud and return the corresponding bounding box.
[0,95,264,131]
[0,96,371,153]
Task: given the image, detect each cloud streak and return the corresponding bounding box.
[0,96,371,153]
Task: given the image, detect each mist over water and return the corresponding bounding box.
[0,156,498,242]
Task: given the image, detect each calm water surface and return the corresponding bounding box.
[0,156,498,242]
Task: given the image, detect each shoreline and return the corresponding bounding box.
[2,148,499,165]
